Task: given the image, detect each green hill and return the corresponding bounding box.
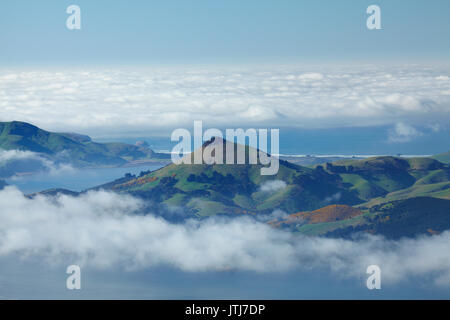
[433,151,450,164]
[317,156,447,202]
[0,121,169,168]
[321,197,450,239]
[274,197,450,239]
[94,138,363,217]
[89,137,450,221]
[30,135,450,238]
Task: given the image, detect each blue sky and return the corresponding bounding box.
[0,1,449,154]
[1,0,449,66]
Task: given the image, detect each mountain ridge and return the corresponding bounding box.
[0,121,170,177]
[90,138,449,222]
[5,121,448,239]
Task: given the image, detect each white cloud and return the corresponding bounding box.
[0,149,42,163]
[260,180,287,193]
[0,186,450,287]
[378,94,422,111]
[388,122,423,143]
[256,209,289,222]
[427,123,442,133]
[0,65,449,136]
[0,150,74,178]
[298,72,324,81]
[324,192,341,203]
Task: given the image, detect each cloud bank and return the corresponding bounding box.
[1,65,449,136]
[259,180,287,193]
[0,150,73,178]
[388,122,424,143]
[1,186,450,287]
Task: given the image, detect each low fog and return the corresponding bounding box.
[0,149,74,178]
[0,186,449,287]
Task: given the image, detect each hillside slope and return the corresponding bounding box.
[93,138,363,217]
[318,156,449,202]
[0,121,169,168]
[433,151,450,164]
[271,204,363,227]
[31,138,450,238]
[324,197,450,239]
[89,138,449,220]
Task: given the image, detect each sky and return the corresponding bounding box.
[0,1,449,154]
[0,0,449,66]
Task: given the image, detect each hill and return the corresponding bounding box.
[316,156,449,203]
[323,197,450,239]
[0,121,170,174]
[28,136,450,238]
[271,205,363,228]
[89,138,449,220]
[27,188,80,198]
[93,138,363,217]
[433,151,450,164]
[269,197,450,239]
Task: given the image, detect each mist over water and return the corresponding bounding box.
[6,165,163,194]
[1,182,450,299]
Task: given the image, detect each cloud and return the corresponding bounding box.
[0,186,450,287]
[298,72,324,81]
[324,192,341,203]
[0,150,74,178]
[1,65,450,136]
[0,149,43,163]
[256,209,289,222]
[427,123,442,133]
[388,122,423,143]
[260,180,287,193]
